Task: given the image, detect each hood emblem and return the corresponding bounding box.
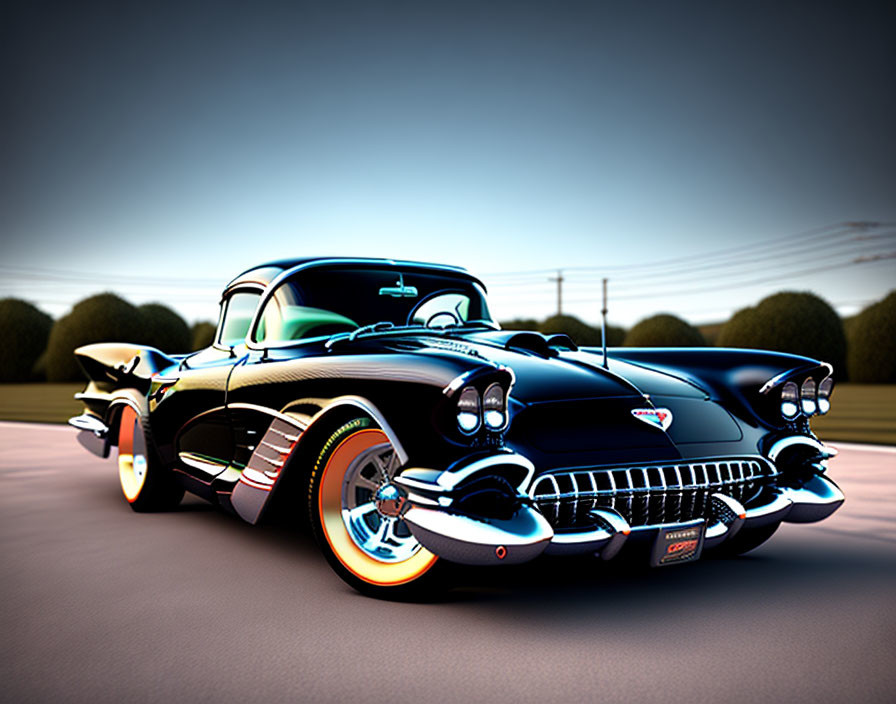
[631,407,673,431]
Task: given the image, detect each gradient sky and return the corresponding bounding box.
[2,0,894,327]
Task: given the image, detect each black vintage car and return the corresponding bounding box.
[70,257,843,597]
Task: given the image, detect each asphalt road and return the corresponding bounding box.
[2,422,894,704]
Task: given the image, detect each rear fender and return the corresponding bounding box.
[73,343,179,427]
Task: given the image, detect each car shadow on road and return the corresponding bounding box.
[200,495,896,615]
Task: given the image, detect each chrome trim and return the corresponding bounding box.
[403,504,553,565]
[703,493,746,548]
[482,381,510,432]
[395,454,536,495]
[759,362,833,394]
[435,453,535,492]
[70,414,110,458]
[179,453,227,474]
[443,371,475,396]
[767,436,837,462]
[743,492,793,528]
[260,439,292,454]
[214,284,266,351]
[68,413,108,435]
[545,507,632,559]
[530,457,774,529]
[781,474,845,523]
[455,386,481,436]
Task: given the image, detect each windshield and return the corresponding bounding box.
[253,266,493,344]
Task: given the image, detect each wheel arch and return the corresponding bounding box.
[263,395,407,523]
[104,392,146,448]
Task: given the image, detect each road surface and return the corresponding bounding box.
[1,422,894,703]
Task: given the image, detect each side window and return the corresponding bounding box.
[218,291,261,346]
[254,283,357,344]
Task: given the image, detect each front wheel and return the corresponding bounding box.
[308,417,442,598]
[117,405,184,512]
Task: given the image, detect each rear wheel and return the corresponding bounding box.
[308,417,442,599]
[117,405,183,512]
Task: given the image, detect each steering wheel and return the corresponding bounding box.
[425,311,460,328]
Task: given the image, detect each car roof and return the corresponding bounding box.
[223,257,484,295]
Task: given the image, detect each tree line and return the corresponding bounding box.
[0,289,893,383]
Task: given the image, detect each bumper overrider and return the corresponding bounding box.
[394,439,844,566]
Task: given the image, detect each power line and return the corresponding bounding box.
[480,221,860,278]
[564,252,896,303]
[482,233,894,293]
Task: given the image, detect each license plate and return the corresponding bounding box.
[651,523,705,567]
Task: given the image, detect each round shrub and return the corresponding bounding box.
[499,318,540,331]
[137,303,191,353]
[717,291,846,376]
[45,293,143,382]
[0,298,53,381]
[191,321,217,351]
[624,314,706,347]
[847,291,896,382]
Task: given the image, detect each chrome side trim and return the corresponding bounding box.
[768,436,837,461]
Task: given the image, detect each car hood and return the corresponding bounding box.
[390,330,708,405]
[384,330,742,456]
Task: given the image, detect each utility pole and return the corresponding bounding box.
[601,277,609,369]
[549,269,564,315]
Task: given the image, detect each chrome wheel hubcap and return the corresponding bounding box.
[340,443,420,563]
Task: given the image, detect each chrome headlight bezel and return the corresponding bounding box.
[800,378,817,416]
[456,386,481,435]
[817,377,833,415]
[780,381,800,420]
[482,382,508,431]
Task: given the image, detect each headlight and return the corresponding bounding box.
[457,386,481,433]
[801,378,817,416]
[781,381,800,420]
[482,383,507,430]
[817,377,833,415]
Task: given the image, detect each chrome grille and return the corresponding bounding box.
[529,458,776,529]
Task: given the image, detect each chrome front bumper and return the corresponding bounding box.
[545,471,844,558]
[396,451,844,565]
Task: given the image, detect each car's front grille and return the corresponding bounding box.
[529,458,777,529]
